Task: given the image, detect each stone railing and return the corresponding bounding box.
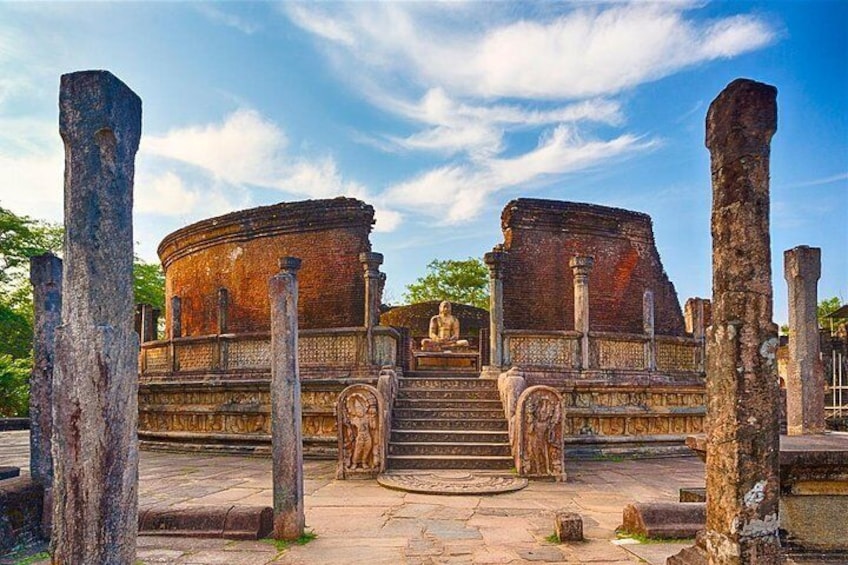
[502,330,702,373]
[140,326,400,377]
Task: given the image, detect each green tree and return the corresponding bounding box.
[0,354,31,417]
[403,258,489,310]
[819,296,847,331]
[133,259,165,311]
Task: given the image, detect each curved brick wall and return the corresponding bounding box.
[499,199,685,335]
[380,301,489,337]
[158,197,374,336]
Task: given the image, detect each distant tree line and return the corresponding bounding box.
[0,206,165,417]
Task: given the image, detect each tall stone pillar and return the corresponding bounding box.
[705,78,782,563]
[137,303,156,342]
[360,252,384,365]
[269,257,305,540]
[784,245,824,435]
[570,256,594,370]
[643,290,656,371]
[484,248,505,375]
[685,297,712,373]
[52,70,141,564]
[217,288,229,334]
[171,296,182,338]
[29,254,62,492]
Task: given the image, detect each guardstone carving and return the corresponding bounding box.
[515,385,565,480]
[337,384,384,479]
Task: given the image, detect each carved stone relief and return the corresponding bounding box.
[515,385,565,481]
[336,384,383,479]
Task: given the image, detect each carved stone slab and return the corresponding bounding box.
[515,385,566,481]
[337,384,384,479]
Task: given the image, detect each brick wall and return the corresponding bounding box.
[498,199,685,335]
[159,198,374,336]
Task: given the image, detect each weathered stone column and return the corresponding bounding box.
[685,297,712,373]
[171,296,182,338]
[643,290,656,371]
[217,287,229,334]
[138,303,156,342]
[484,248,505,375]
[570,256,594,370]
[270,257,305,540]
[360,252,384,365]
[705,78,782,563]
[52,70,141,564]
[784,245,824,435]
[29,254,62,495]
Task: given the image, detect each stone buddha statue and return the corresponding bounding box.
[421,301,469,351]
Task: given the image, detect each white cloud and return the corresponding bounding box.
[141,109,402,233]
[195,4,260,35]
[284,3,776,100]
[386,126,656,224]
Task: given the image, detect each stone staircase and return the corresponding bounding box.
[387,370,513,470]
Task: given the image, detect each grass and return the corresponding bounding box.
[615,530,691,544]
[544,532,560,544]
[262,530,317,553]
[13,551,50,565]
[593,453,625,463]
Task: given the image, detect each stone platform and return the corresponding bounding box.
[413,351,479,372]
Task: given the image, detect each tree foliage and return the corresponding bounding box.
[0,354,30,417]
[133,260,165,311]
[819,296,847,330]
[403,258,489,310]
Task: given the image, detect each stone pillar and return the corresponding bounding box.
[52,70,141,564]
[29,254,62,493]
[171,296,182,338]
[360,252,384,365]
[269,257,305,540]
[139,303,156,342]
[705,78,782,563]
[570,256,594,370]
[784,245,824,435]
[685,298,712,373]
[643,290,656,371]
[217,288,229,334]
[484,248,505,374]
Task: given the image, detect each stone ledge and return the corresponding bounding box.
[138,505,273,540]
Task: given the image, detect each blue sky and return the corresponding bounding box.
[0,1,845,325]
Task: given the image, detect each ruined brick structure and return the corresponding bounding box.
[499,199,685,335]
[159,197,373,336]
[138,198,399,457]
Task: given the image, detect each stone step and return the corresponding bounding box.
[393,418,508,431]
[394,407,505,420]
[387,454,513,470]
[397,388,500,401]
[394,398,503,410]
[390,429,509,443]
[389,441,511,457]
[403,371,482,379]
[399,377,496,389]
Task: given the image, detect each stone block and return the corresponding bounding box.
[138,505,273,540]
[0,467,20,481]
[554,511,583,542]
[678,487,706,503]
[0,477,45,554]
[622,502,705,539]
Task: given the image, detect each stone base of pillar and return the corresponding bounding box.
[480,366,504,380]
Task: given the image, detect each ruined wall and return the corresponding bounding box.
[499,199,685,335]
[158,198,374,336]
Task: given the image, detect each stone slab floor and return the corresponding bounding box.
[1,430,703,564]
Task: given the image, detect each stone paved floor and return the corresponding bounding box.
[1,430,706,564]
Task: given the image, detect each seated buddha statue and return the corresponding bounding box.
[420,301,469,351]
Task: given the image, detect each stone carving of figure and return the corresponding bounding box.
[517,386,564,479]
[344,393,377,469]
[421,301,470,350]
